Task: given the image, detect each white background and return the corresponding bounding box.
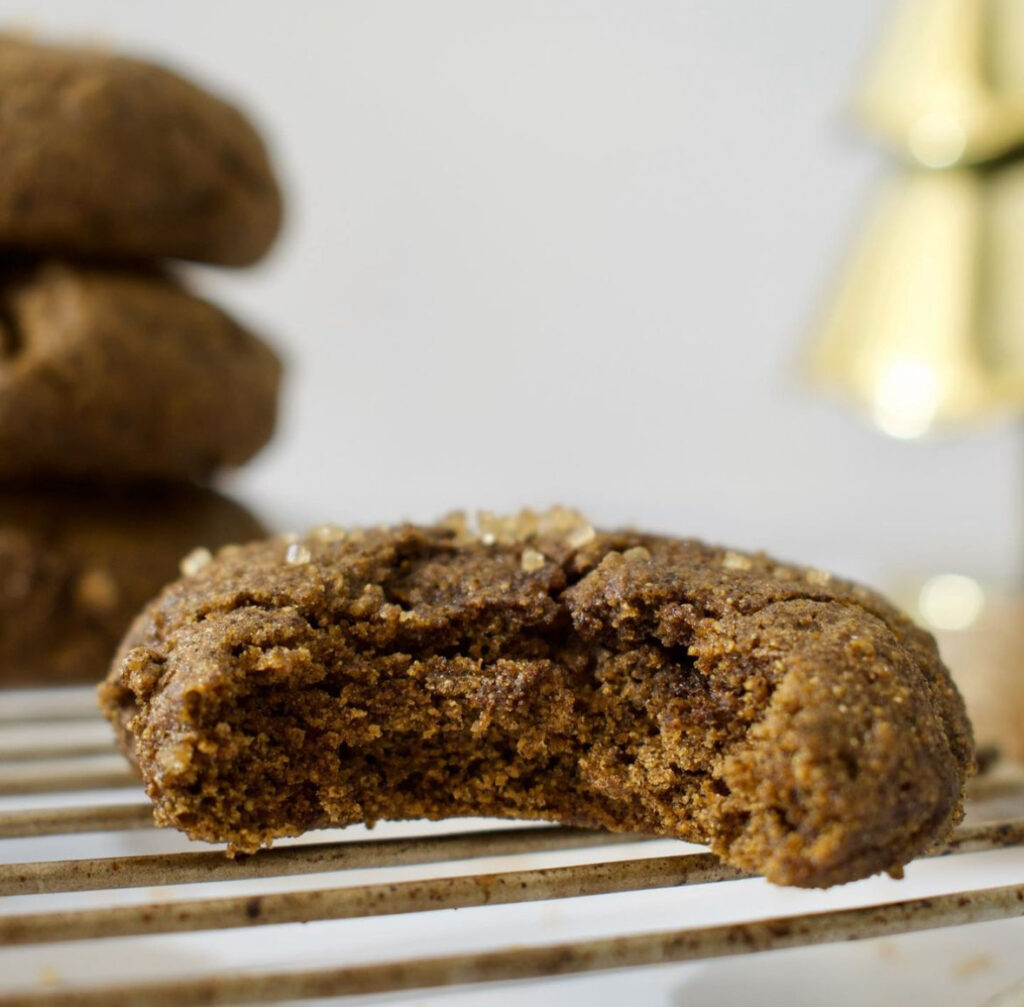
[4,0,1019,585]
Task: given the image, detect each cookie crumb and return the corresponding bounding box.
[521,548,546,572]
[37,967,61,987]
[952,954,993,978]
[179,547,212,577]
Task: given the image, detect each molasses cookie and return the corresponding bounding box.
[0,35,281,265]
[1,484,265,686]
[0,259,281,481]
[100,509,974,888]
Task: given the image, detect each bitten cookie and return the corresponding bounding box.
[99,510,974,888]
[0,484,266,686]
[0,259,281,481]
[0,35,282,265]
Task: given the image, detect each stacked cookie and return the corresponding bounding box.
[0,36,283,684]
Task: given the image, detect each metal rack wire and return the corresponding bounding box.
[0,687,1022,1007]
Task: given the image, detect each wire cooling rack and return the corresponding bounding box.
[0,687,1022,1007]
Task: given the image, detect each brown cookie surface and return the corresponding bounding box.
[0,36,281,265]
[99,510,974,887]
[0,259,281,481]
[0,484,266,686]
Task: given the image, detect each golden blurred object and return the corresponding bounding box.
[815,2,1024,765]
[859,0,1024,166]
[810,164,1024,435]
[910,577,1024,763]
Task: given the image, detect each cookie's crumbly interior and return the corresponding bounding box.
[100,510,974,888]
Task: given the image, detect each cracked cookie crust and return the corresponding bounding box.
[99,510,974,888]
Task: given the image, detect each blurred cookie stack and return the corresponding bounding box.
[0,35,283,685]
